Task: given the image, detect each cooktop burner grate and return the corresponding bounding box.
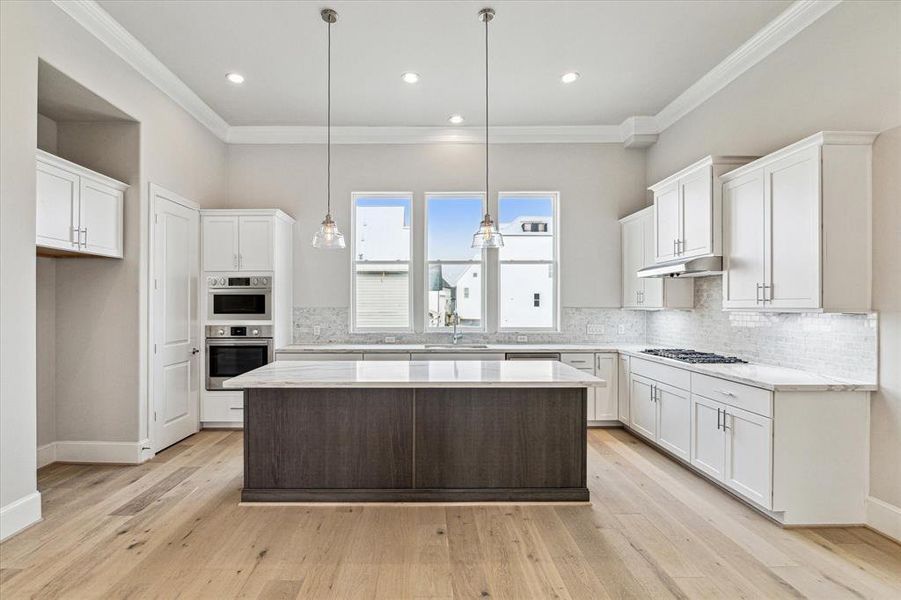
[641,348,747,364]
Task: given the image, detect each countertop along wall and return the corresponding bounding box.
[1,1,228,539]
[645,0,901,531]
[226,142,649,340]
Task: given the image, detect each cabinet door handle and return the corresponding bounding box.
[714,388,736,397]
[72,227,80,248]
[239,254,243,269]
[716,407,722,430]
[723,411,731,431]
[763,283,772,303]
[673,239,677,256]
[81,228,87,247]
[233,254,238,269]
[756,283,762,304]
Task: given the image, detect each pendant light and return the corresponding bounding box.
[312,8,346,249]
[471,7,504,249]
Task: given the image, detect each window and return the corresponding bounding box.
[351,193,412,330]
[498,193,558,330]
[425,193,485,330]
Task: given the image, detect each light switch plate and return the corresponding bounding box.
[312,325,321,337]
[587,324,604,335]
[516,335,528,343]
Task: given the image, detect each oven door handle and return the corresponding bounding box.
[206,339,274,346]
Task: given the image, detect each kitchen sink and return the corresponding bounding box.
[423,344,490,349]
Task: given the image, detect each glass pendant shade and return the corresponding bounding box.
[312,213,345,249]
[471,213,504,249]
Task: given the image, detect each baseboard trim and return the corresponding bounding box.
[866,496,901,543]
[37,443,57,468]
[39,440,150,465]
[0,491,42,541]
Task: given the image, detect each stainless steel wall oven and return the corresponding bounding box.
[205,325,273,390]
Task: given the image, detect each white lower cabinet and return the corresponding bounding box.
[629,374,657,440]
[629,371,690,460]
[202,391,244,424]
[592,354,618,421]
[655,382,690,461]
[690,393,773,509]
[617,354,630,423]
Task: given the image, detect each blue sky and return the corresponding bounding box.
[355,194,553,259]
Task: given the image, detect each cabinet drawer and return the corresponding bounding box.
[630,357,690,391]
[363,353,411,361]
[202,391,244,423]
[275,352,364,361]
[411,353,506,361]
[561,353,594,370]
[691,372,772,418]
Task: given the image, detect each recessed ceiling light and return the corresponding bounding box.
[448,114,465,125]
[560,71,580,84]
[226,72,245,84]
[401,72,421,84]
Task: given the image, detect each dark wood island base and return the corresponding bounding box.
[242,387,588,503]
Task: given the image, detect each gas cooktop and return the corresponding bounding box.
[641,348,747,364]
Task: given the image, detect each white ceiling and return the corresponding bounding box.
[96,0,791,128]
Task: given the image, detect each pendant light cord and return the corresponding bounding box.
[327,17,332,217]
[484,14,489,217]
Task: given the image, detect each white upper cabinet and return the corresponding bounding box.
[36,150,127,258]
[649,156,755,265]
[620,207,693,310]
[202,212,278,272]
[721,132,877,312]
[237,216,274,271]
[202,216,239,271]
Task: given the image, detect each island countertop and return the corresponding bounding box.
[224,359,606,389]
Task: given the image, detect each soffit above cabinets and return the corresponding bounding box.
[54,1,841,144]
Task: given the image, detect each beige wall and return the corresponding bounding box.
[227,143,647,315]
[1,0,228,535]
[871,127,901,509]
[36,258,56,449]
[37,113,58,154]
[647,0,901,183]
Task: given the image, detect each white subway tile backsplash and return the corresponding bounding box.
[646,277,877,382]
[291,277,877,382]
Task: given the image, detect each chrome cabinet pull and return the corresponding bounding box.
[233,254,238,269]
[715,388,736,397]
[716,407,722,430]
[756,283,762,304]
[763,283,772,302]
[72,226,80,248]
[723,411,731,431]
[82,228,87,247]
[673,239,677,256]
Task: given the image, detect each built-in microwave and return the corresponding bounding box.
[207,275,272,321]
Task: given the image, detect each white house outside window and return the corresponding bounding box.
[351,193,413,331]
[425,193,485,330]
[498,192,558,330]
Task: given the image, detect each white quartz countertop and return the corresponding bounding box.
[275,343,875,392]
[223,360,607,389]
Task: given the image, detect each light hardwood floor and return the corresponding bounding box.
[2,428,899,599]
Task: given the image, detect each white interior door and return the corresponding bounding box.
[152,186,200,452]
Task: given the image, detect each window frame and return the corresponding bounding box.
[423,191,487,333]
[496,191,561,333]
[349,191,415,333]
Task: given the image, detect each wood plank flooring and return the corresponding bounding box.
[1,428,899,599]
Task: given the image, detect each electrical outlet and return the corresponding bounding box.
[586,324,604,335]
[313,325,321,337]
[384,336,396,343]
[618,325,626,335]
[516,335,528,343]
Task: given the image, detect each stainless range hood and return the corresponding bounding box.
[637,255,723,278]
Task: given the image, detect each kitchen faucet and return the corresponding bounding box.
[451,311,463,345]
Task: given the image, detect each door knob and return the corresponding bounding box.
[191,348,200,355]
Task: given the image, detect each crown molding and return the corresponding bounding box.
[51,0,230,140]
[226,125,625,145]
[654,0,842,131]
[54,0,842,147]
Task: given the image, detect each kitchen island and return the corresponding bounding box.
[224,360,604,502]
